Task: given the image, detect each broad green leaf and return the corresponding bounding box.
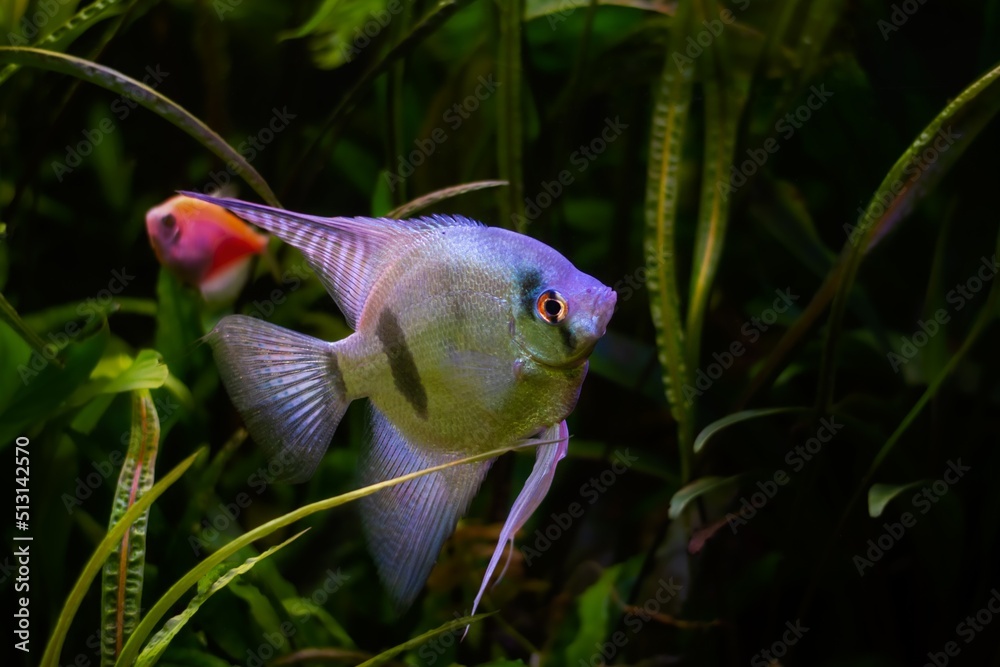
[0,47,280,206]
[817,61,1000,410]
[868,482,923,518]
[101,389,160,666]
[134,531,307,667]
[694,407,810,454]
[116,436,558,667]
[355,612,495,667]
[669,474,742,519]
[524,0,673,20]
[387,179,509,218]
[40,449,204,667]
[0,319,109,446]
[643,0,694,475]
[279,0,387,69]
[0,290,51,358]
[498,0,525,231]
[564,563,621,667]
[99,350,168,394]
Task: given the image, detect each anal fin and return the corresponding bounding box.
[360,406,491,609]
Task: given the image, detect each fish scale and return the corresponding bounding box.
[184,191,616,620]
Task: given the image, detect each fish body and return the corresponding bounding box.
[145,194,268,301]
[184,192,615,613]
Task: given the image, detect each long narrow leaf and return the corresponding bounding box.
[101,389,161,666]
[387,179,508,218]
[816,62,1000,410]
[40,449,204,667]
[357,613,495,667]
[644,0,694,475]
[0,0,132,85]
[0,290,53,361]
[0,47,279,206]
[134,531,307,667]
[693,407,810,454]
[115,437,558,667]
[498,0,526,231]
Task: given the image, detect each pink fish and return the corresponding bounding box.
[146,194,268,302]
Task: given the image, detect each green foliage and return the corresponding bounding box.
[4,0,1000,665]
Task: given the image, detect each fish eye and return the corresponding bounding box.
[161,213,176,228]
[535,290,568,324]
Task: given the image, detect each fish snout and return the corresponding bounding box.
[582,285,616,336]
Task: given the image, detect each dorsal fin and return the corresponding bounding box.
[180,192,481,328]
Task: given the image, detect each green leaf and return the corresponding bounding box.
[669,474,742,519]
[40,449,204,667]
[643,0,694,475]
[868,482,923,518]
[101,389,161,666]
[498,0,525,231]
[279,0,388,69]
[564,564,621,667]
[817,61,1000,410]
[355,612,495,667]
[99,350,169,394]
[0,290,52,359]
[0,0,135,86]
[0,47,280,206]
[116,437,557,667]
[134,531,307,667]
[0,319,109,446]
[694,407,810,454]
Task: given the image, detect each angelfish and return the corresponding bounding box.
[145,194,268,302]
[183,191,616,615]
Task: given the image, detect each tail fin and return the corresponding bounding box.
[207,315,350,482]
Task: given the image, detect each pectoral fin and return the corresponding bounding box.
[360,406,492,609]
[468,421,569,629]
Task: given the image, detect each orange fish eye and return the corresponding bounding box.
[536,290,568,324]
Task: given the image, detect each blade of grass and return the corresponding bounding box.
[357,612,496,667]
[816,61,1000,411]
[0,47,280,206]
[498,0,525,231]
[644,0,694,477]
[101,389,160,666]
[685,0,740,379]
[134,531,307,667]
[115,437,560,667]
[387,179,509,218]
[0,0,134,85]
[40,449,204,667]
[0,290,55,362]
[693,406,810,454]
